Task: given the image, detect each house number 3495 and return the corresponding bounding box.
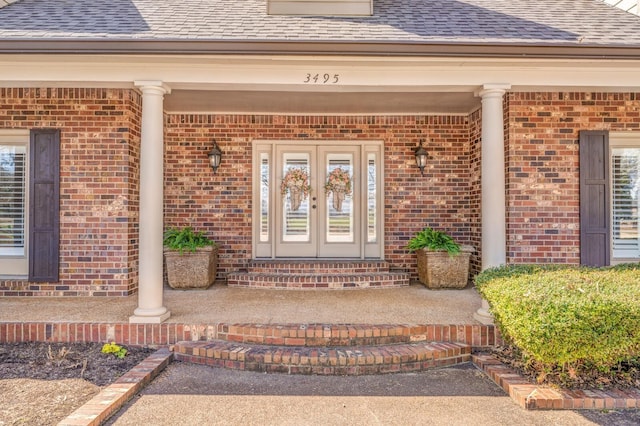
[303,73,340,84]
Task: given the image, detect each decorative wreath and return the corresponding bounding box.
[324,167,352,196]
[280,167,311,198]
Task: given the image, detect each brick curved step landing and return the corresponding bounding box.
[214,323,499,348]
[227,260,410,289]
[174,340,471,375]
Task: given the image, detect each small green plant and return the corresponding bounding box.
[101,342,128,359]
[406,227,461,255]
[163,226,216,254]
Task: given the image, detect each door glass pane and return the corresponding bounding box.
[0,144,26,256]
[282,154,310,242]
[326,154,354,243]
[259,153,269,242]
[367,153,377,243]
[612,148,640,258]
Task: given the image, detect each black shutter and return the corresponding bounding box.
[579,131,610,267]
[29,129,60,282]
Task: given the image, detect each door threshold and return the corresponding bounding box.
[253,258,383,261]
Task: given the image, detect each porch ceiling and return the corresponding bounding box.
[164,90,480,115]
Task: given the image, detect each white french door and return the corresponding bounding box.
[253,141,383,259]
[276,145,318,257]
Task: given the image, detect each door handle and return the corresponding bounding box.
[312,197,317,201]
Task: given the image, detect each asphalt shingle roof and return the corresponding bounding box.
[1,0,640,47]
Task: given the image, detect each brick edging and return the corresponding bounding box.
[59,347,173,425]
[472,354,640,410]
[0,322,501,347]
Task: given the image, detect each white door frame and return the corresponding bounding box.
[252,139,384,259]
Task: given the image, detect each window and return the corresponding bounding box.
[267,0,372,16]
[0,130,29,276]
[611,143,640,260]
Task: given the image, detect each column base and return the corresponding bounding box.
[473,299,494,325]
[129,309,171,324]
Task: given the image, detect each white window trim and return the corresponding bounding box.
[0,129,29,277]
[609,132,640,264]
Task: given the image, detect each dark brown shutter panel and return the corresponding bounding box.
[579,130,610,267]
[29,129,60,282]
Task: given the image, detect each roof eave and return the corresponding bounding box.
[1,39,640,59]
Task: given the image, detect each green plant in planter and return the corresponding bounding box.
[406,227,461,255]
[163,226,216,254]
[163,226,218,289]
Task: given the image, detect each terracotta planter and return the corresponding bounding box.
[416,245,473,289]
[164,246,218,289]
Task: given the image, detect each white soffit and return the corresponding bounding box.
[164,90,479,115]
[599,0,640,14]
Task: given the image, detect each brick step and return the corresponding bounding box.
[212,323,497,347]
[247,259,391,274]
[226,271,409,289]
[174,340,471,375]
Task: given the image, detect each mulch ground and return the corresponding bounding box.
[490,345,640,390]
[0,342,153,426]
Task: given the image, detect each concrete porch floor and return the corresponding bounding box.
[0,283,484,325]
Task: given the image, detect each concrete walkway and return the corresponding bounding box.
[105,362,607,426]
[0,283,483,324]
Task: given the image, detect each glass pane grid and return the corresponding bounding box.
[326,157,354,243]
[0,146,26,255]
[367,155,377,243]
[282,156,310,242]
[259,154,269,242]
[612,149,640,257]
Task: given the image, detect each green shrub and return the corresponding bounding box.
[475,264,640,370]
[406,227,460,255]
[163,226,216,254]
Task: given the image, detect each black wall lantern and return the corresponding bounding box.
[414,139,429,176]
[208,140,222,174]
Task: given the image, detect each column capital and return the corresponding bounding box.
[134,80,171,95]
[476,83,511,99]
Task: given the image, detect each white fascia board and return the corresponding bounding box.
[1,54,640,92]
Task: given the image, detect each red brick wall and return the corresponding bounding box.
[164,114,475,280]
[0,88,141,296]
[4,90,637,296]
[505,92,640,265]
[125,94,142,294]
[468,108,482,274]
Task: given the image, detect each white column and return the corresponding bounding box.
[474,83,510,325]
[130,81,171,324]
